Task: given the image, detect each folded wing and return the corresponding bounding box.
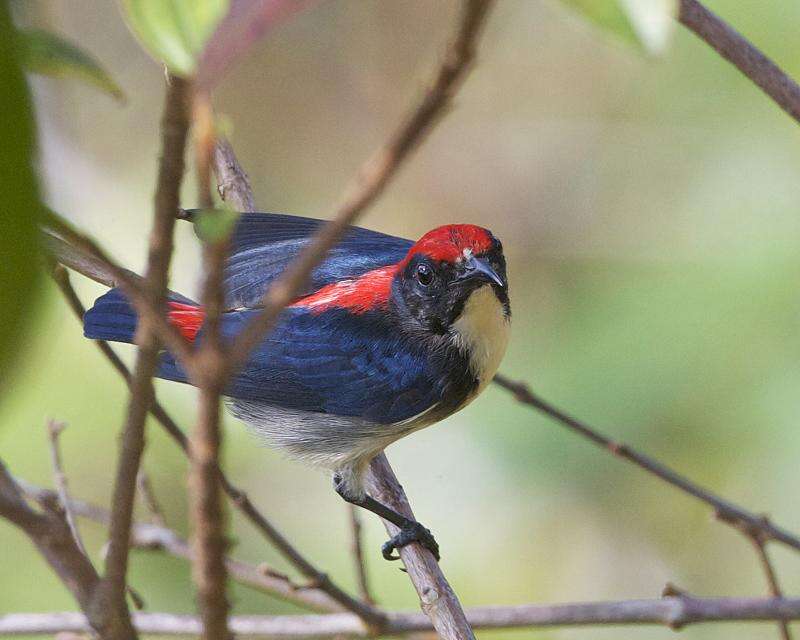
[184,211,413,309]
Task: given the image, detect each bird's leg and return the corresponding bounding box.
[333,474,440,561]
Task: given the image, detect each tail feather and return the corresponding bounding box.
[84,288,205,344]
[83,288,139,343]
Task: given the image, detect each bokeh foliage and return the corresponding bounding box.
[0,2,41,399]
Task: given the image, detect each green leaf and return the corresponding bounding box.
[15,28,125,102]
[121,0,229,77]
[559,0,677,55]
[193,207,240,243]
[0,6,43,399]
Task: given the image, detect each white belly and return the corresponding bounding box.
[450,285,511,393]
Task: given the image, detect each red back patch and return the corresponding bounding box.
[168,301,205,341]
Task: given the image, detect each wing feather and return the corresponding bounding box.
[185,211,413,308]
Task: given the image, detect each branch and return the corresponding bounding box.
[741,525,792,640]
[224,0,496,376]
[92,75,191,640]
[678,0,800,124]
[45,419,87,557]
[4,596,800,637]
[136,472,167,528]
[190,94,231,640]
[347,505,374,605]
[492,375,800,552]
[0,460,101,625]
[365,455,474,639]
[212,138,256,213]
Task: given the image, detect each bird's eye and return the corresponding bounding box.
[416,263,434,286]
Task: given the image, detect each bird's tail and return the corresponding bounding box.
[83,288,205,344]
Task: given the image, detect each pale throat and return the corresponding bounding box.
[450,285,510,392]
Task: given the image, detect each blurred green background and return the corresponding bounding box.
[2,1,800,638]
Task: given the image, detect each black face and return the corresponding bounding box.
[391,239,509,335]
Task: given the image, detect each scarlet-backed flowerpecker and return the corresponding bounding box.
[85,212,510,560]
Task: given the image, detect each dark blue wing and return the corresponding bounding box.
[158,307,441,424]
[185,211,413,309]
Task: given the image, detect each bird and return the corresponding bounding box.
[83,212,510,561]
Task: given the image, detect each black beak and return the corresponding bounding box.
[458,255,505,289]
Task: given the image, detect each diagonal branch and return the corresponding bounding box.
[212,138,256,213]
[189,93,231,640]
[0,460,101,623]
[90,75,191,640]
[45,419,88,557]
[492,374,800,553]
[365,455,475,640]
[347,505,374,605]
[678,0,800,124]
[732,518,793,640]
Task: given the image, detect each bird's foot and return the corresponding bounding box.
[381,521,440,562]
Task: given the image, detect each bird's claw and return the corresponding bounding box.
[381,521,440,562]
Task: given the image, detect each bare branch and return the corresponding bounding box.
[92,75,191,640]
[212,139,256,213]
[734,518,793,640]
[678,0,800,124]
[0,460,101,626]
[365,454,474,640]
[46,419,88,557]
[5,596,800,637]
[191,93,231,640]
[348,506,374,605]
[493,375,800,554]
[224,0,495,375]
[136,472,166,528]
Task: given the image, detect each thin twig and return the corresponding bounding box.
[492,375,800,552]
[5,596,800,637]
[0,460,101,628]
[136,472,166,528]
[190,92,231,640]
[736,520,792,640]
[678,0,800,124]
[348,505,374,605]
[92,75,191,640]
[223,0,496,378]
[46,419,88,557]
